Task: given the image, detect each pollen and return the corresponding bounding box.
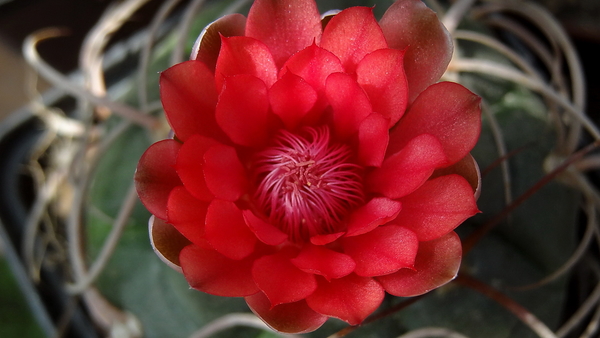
[253,126,364,242]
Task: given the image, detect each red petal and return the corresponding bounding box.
[310,232,345,245]
[321,7,388,73]
[215,74,270,147]
[252,248,317,306]
[387,82,481,164]
[394,175,479,241]
[215,36,278,91]
[356,48,408,126]
[191,13,247,71]
[243,210,288,245]
[326,72,372,140]
[357,113,390,167]
[280,44,344,96]
[149,216,190,273]
[345,197,402,237]
[291,245,356,280]
[203,144,248,201]
[246,292,327,334]
[342,225,418,276]
[432,153,481,199]
[180,244,259,297]
[379,0,453,101]
[166,186,209,248]
[269,72,318,130]
[205,200,256,260]
[245,0,322,68]
[175,135,219,201]
[306,274,384,325]
[160,61,225,142]
[135,139,182,220]
[368,134,447,199]
[377,231,462,297]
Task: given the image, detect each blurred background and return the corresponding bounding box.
[1,0,600,337]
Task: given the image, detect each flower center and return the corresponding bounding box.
[253,126,364,242]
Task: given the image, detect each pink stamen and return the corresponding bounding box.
[253,126,364,242]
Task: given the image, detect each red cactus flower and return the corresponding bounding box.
[135,0,482,333]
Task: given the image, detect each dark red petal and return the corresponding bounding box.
[357,113,390,167]
[394,175,479,241]
[203,144,248,201]
[252,248,317,306]
[387,82,481,164]
[269,72,318,130]
[342,225,418,277]
[379,0,453,101]
[310,232,345,245]
[245,0,322,68]
[135,139,182,220]
[356,48,408,126]
[166,186,209,248]
[246,292,327,334]
[149,216,190,273]
[432,153,481,199]
[215,36,278,91]
[160,61,225,142]
[180,244,259,297]
[205,200,256,260]
[368,134,447,199]
[306,274,384,325]
[175,135,220,201]
[191,13,247,71]
[291,245,356,280]
[215,74,270,147]
[326,72,372,140]
[345,197,402,237]
[321,7,388,73]
[243,210,288,245]
[377,231,462,297]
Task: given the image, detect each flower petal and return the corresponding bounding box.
[379,0,453,101]
[368,134,447,199]
[357,112,390,167]
[342,225,418,276]
[203,144,248,201]
[321,7,388,73]
[149,216,189,273]
[326,72,372,140]
[281,44,344,96]
[215,36,278,90]
[356,48,408,126]
[377,231,462,297]
[269,72,318,130]
[291,245,356,280]
[306,274,384,326]
[243,210,288,246]
[252,248,317,306]
[310,232,345,245]
[387,82,481,165]
[432,153,481,199]
[191,13,247,71]
[345,197,402,237]
[215,74,270,147]
[394,175,480,241]
[246,0,322,68]
[166,186,209,248]
[160,61,225,142]
[205,200,256,260]
[246,292,327,334]
[180,244,259,297]
[135,139,182,220]
[175,135,220,201]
